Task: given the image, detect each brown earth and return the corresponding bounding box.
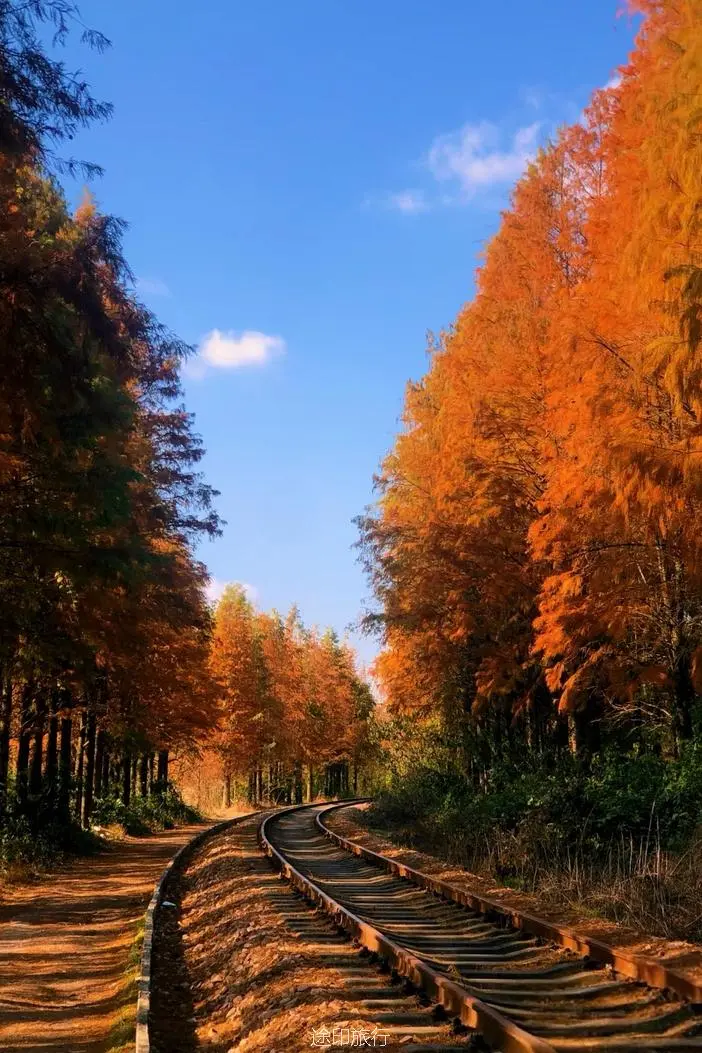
[0,824,207,1053]
[326,803,702,989]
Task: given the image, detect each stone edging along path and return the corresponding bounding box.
[135,810,263,1053]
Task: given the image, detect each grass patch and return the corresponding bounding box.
[101,917,145,1053]
[372,743,702,942]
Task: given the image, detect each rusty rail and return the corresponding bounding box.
[259,805,559,1053]
[316,801,702,1005]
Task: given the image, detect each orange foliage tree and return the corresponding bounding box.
[211,586,374,804]
[0,1,220,835]
[360,0,702,774]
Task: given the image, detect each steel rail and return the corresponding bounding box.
[316,802,702,1005]
[259,804,559,1053]
[261,804,702,1053]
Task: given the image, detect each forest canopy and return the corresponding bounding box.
[211,585,374,806]
[0,1,222,843]
[0,1,375,858]
[360,0,702,849]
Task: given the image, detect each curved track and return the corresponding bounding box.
[262,805,702,1053]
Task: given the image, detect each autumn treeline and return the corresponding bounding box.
[361,0,702,777]
[0,3,375,849]
[211,586,374,805]
[0,2,220,836]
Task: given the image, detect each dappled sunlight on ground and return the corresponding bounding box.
[0,825,203,1052]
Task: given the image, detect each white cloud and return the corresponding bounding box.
[136,276,171,298]
[206,578,259,606]
[426,120,541,196]
[604,73,622,91]
[185,329,286,378]
[200,329,285,369]
[371,117,543,215]
[387,189,428,214]
[522,87,543,111]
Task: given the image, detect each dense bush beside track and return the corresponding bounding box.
[371,724,702,939]
[0,804,102,878]
[376,743,702,855]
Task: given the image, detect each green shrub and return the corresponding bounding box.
[372,741,702,870]
[368,739,702,940]
[0,806,101,876]
[93,783,200,835]
[0,782,199,878]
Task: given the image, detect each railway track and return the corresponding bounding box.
[147,809,469,1052]
[260,804,702,1053]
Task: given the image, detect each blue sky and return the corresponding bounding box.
[58,1,636,671]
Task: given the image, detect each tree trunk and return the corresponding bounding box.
[139,754,149,797]
[29,721,44,801]
[157,749,169,788]
[75,711,86,822]
[101,744,111,796]
[293,760,303,804]
[554,712,570,754]
[148,752,155,794]
[570,706,600,765]
[94,729,106,799]
[82,710,96,828]
[673,654,695,741]
[222,771,231,809]
[131,754,138,799]
[122,752,131,806]
[0,675,12,812]
[45,694,59,794]
[16,685,33,810]
[58,717,72,825]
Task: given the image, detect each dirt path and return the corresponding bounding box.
[0,825,206,1053]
